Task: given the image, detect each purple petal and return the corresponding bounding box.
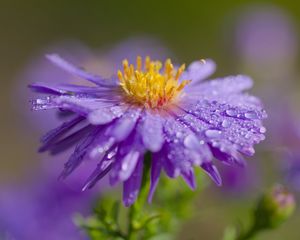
[182,99,266,156]
[53,96,117,116]
[109,150,140,186]
[107,108,141,142]
[163,117,212,169]
[88,105,127,125]
[82,148,116,191]
[59,128,100,179]
[29,82,107,96]
[140,112,164,152]
[201,162,222,186]
[183,134,211,162]
[40,115,84,146]
[181,169,196,190]
[46,54,117,87]
[123,158,143,207]
[148,153,162,202]
[210,145,246,167]
[40,124,93,154]
[31,96,60,111]
[163,156,179,178]
[29,82,67,94]
[186,75,253,98]
[182,59,216,83]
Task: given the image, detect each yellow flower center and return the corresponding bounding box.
[117,56,191,108]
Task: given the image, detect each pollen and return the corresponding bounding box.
[117,56,191,108]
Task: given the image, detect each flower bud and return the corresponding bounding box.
[254,185,296,229]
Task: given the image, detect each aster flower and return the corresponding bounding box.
[30,54,267,206]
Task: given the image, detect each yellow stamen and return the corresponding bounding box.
[117,56,191,108]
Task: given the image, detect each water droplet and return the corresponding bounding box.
[121,162,128,171]
[259,126,266,133]
[107,148,117,159]
[221,119,231,128]
[225,109,237,117]
[184,135,199,149]
[245,111,258,119]
[176,132,183,138]
[245,133,251,139]
[205,129,222,138]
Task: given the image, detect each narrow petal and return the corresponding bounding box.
[40,115,84,146]
[51,125,94,155]
[59,128,101,179]
[109,150,140,186]
[29,82,107,96]
[40,124,94,154]
[29,82,67,94]
[181,168,196,190]
[46,54,117,87]
[82,148,117,191]
[148,153,162,202]
[201,162,222,186]
[53,96,117,116]
[123,158,143,207]
[210,145,246,167]
[31,96,60,111]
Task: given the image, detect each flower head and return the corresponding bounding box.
[30,53,267,206]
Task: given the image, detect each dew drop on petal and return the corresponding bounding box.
[176,132,183,138]
[225,109,237,117]
[183,134,199,149]
[259,126,267,133]
[205,129,222,139]
[244,111,258,119]
[221,119,231,128]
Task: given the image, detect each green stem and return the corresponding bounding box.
[126,152,152,240]
[127,205,137,240]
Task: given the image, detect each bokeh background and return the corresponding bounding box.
[0,0,300,239]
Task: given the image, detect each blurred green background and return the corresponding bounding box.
[0,0,299,239]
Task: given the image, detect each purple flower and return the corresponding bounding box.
[30,54,267,206]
